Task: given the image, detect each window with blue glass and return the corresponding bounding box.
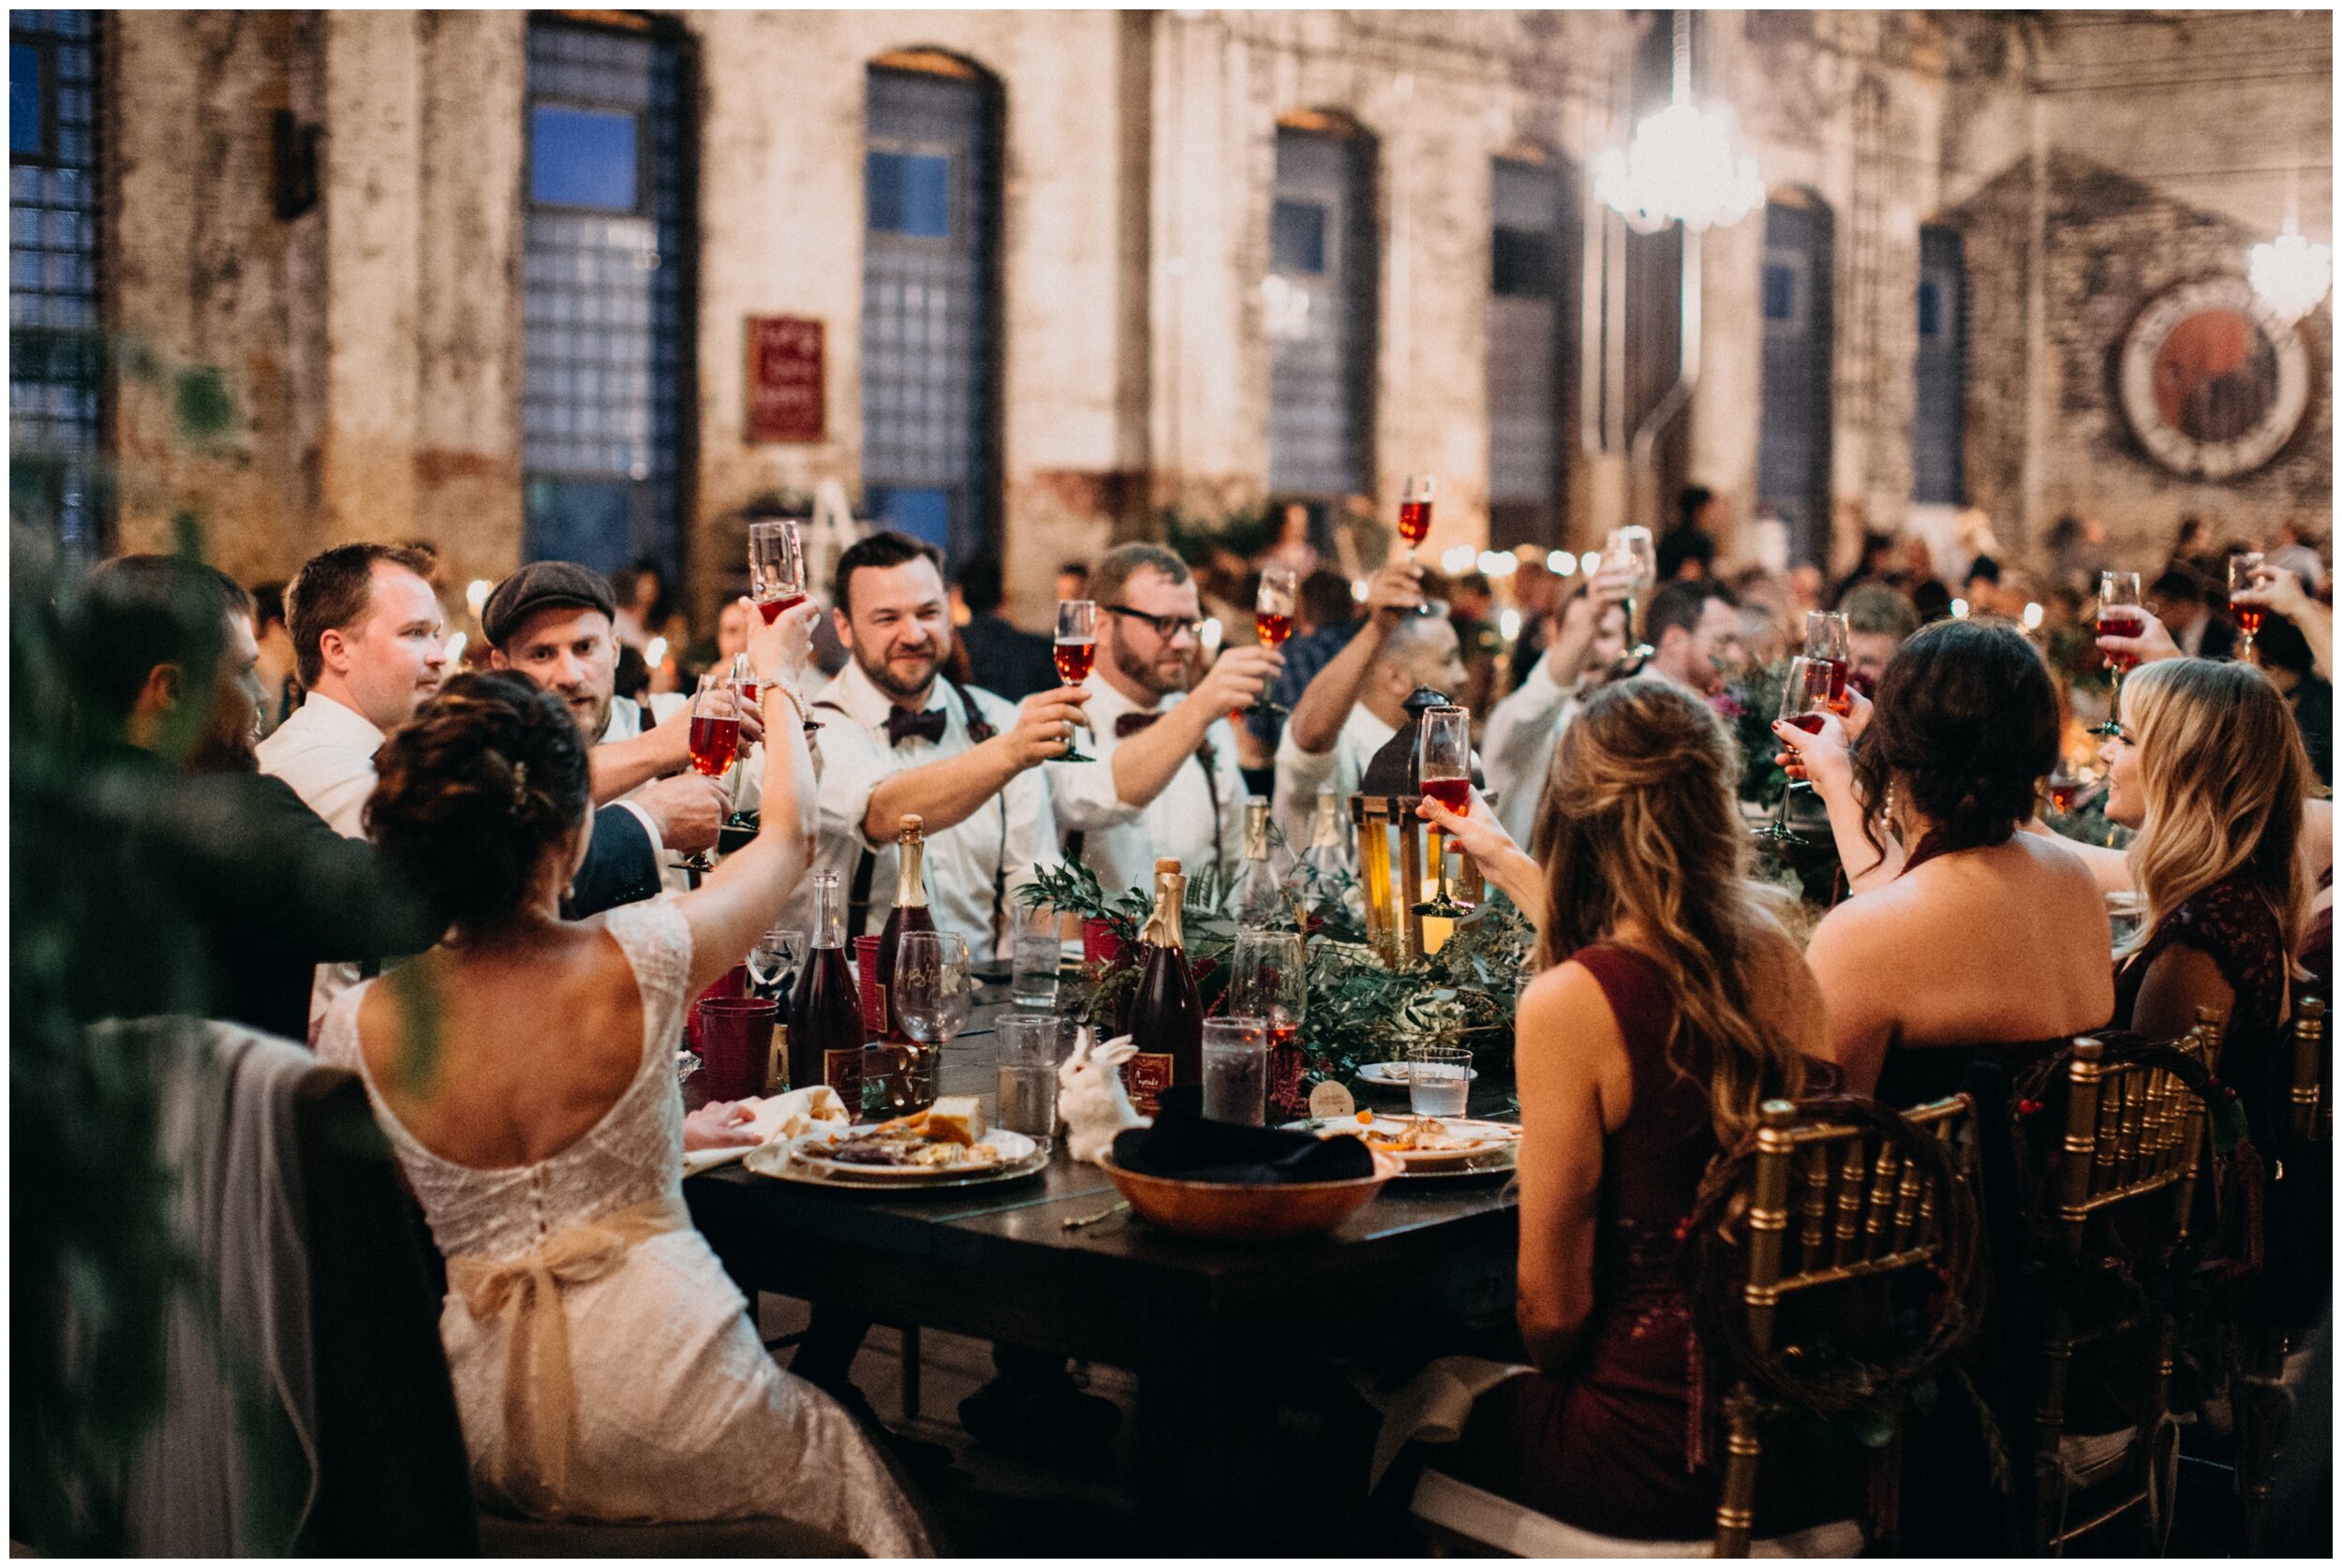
[10,10,105,556]
[1267,124,1374,500]
[521,20,692,581]
[1487,155,1574,550]
[1763,262,1798,323]
[1912,225,1965,504]
[1270,199,1327,275]
[867,150,951,238]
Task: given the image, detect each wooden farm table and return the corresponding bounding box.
[686,999,1520,1553]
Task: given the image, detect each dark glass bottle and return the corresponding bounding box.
[1122,858,1202,1116]
[873,813,936,1044]
[788,870,866,1106]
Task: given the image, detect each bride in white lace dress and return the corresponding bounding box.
[317,606,929,1556]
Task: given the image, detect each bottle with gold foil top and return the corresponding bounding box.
[874,814,936,1045]
[1122,858,1203,1115]
[1225,797,1288,930]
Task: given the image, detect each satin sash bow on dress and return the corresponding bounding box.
[447,1194,689,1512]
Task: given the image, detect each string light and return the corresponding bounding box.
[1549,550,1577,577]
[2022,602,2045,630]
[1199,617,1223,654]
[443,631,467,665]
[2249,223,2332,325]
[466,578,492,616]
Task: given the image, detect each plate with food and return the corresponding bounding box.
[1354,1060,1480,1088]
[783,1097,1039,1181]
[1282,1112,1520,1175]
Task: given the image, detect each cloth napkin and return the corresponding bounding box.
[680,1084,851,1177]
[1110,1086,1374,1184]
[1357,1354,1535,1491]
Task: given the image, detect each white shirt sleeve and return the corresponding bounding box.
[1482,649,1574,834]
[1044,756,1140,835]
[1271,723,1341,859]
[814,720,892,855]
[1208,718,1252,888]
[297,753,378,841]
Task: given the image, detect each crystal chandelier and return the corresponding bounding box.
[1594,11,1764,236]
[2249,222,2332,326]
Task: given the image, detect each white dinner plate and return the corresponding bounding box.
[1281,1114,1520,1174]
[1355,1060,1481,1087]
[783,1126,1039,1180]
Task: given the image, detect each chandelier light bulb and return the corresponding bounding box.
[2249,224,2332,325]
[1594,102,1766,235]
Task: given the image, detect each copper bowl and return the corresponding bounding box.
[1095,1149,1404,1243]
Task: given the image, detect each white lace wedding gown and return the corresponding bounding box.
[319,899,930,1556]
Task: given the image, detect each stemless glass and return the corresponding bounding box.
[2094,570,2144,737]
[1413,705,1472,918]
[1054,599,1099,762]
[1201,1016,1269,1126]
[995,1013,1066,1151]
[2229,551,2266,664]
[1406,1044,1473,1118]
[1758,656,1830,847]
[1803,611,1852,713]
[748,520,822,735]
[886,930,971,1117]
[1247,566,1298,716]
[1011,903,1062,1009]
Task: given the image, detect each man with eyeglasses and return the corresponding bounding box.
[1047,543,1281,895]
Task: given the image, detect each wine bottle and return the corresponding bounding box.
[1225,798,1289,930]
[788,870,865,1105]
[1122,858,1203,1116]
[873,813,936,1044]
[1300,788,1358,922]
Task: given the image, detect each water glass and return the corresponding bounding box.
[1202,1016,1269,1126]
[1012,905,1062,1009]
[1407,1045,1473,1118]
[995,1013,1067,1150]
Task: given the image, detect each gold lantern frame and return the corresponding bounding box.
[1349,688,1487,966]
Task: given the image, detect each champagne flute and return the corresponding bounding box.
[1399,476,1437,615]
[748,519,822,735]
[1802,611,1851,714]
[891,930,973,1118]
[1609,526,1658,663]
[1412,704,1472,918]
[1757,656,1829,847]
[1054,599,1099,762]
[2228,551,2266,664]
[1246,565,1297,717]
[682,673,742,873]
[2093,570,2143,738]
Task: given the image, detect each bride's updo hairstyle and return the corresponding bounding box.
[1850,617,2058,874]
[367,671,591,932]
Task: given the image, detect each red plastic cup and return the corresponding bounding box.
[694,997,777,1102]
[852,936,885,1034]
[686,962,750,1052]
[1082,917,1128,969]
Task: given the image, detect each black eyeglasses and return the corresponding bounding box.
[1104,604,1203,640]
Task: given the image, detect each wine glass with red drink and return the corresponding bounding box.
[1399,476,1438,615]
[1247,565,1297,717]
[748,520,821,735]
[2093,570,2144,738]
[1054,599,1099,762]
[681,673,743,872]
[1231,928,1306,1104]
[2228,552,2265,665]
[1412,704,1473,917]
[1802,611,1852,714]
[1758,656,1831,846]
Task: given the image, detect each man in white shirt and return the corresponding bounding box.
[1638,578,1745,695]
[1269,559,1458,854]
[1046,543,1281,896]
[805,531,1083,955]
[481,560,736,890]
[1482,566,1631,844]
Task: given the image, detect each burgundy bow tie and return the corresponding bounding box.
[1115,711,1162,739]
[886,706,948,747]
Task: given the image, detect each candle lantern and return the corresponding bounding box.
[1350,687,1488,966]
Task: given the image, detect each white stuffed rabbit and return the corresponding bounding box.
[1058,1030,1149,1165]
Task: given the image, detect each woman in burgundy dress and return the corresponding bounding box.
[1448,678,1850,1540]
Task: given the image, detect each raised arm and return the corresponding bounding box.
[2233,565,2334,682]
[1107,644,1281,810]
[1285,562,1423,754]
[862,686,1089,841]
[1775,710,1905,893]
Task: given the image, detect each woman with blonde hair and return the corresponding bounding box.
[2099,657,2309,1145]
[1443,677,1850,1541]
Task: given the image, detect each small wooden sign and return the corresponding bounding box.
[746,315,824,444]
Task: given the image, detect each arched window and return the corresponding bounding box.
[1267,111,1375,510]
[1758,189,1834,564]
[860,50,1001,567]
[1911,224,1966,504]
[521,14,695,580]
[1487,150,1578,550]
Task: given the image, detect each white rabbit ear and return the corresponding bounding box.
[1095,1038,1138,1066]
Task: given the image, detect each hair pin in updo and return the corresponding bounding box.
[510,759,530,811]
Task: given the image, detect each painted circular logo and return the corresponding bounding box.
[2119,276,2311,480]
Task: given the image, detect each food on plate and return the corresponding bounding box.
[1307,1114,1521,1160]
[924,1095,987,1146]
[808,1104,1005,1170]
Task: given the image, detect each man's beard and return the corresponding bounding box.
[856,641,940,703]
[570,689,614,742]
[1109,635,1189,700]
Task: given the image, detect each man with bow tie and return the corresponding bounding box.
[803,530,1083,958]
[1047,542,1280,896]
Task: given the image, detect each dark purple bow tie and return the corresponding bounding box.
[1115,711,1161,739]
[886,706,948,747]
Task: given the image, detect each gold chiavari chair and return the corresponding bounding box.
[1710,1095,1980,1558]
[2027,1013,2222,1556]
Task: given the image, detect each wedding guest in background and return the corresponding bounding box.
[1636,579,1742,696]
[249,580,301,736]
[1656,484,1720,582]
[951,553,1057,703]
[1783,618,2112,1102]
[2146,563,2236,660]
[1840,582,1920,697]
[1482,563,1632,847]
[1250,568,1366,746]
[2253,614,2333,788]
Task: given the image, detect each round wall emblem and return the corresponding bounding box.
[2118,275,2312,480]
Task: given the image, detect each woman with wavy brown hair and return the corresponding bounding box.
[1444,677,1849,1542]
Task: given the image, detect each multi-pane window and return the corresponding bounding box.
[1758,198,1834,564]
[861,59,1001,566]
[1912,225,1966,505]
[10,9,104,555]
[1267,123,1376,502]
[521,19,691,579]
[1487,155,1575,551]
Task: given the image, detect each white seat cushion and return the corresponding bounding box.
[1409,1469,1864,1559]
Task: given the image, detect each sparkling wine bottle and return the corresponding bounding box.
[1122,858,1203,1116]
[874,814,936,1044]
[1224,798,1290,930]
[788,871,865,1104]
[1299,788,1359,922]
